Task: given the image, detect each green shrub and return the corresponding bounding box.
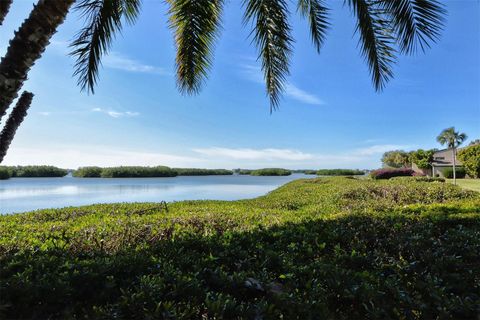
[0,178,478,318]
[250,168,291,176]
[100,166,177,178]
[73,166,102,177]
[457,145,480,178]
[370,168,414,179]
[409,149,435,169]
[7,165,68,177]
[0,166,12,180]
[174,168,233,176]
[442,167,466,179]
[316,169,364,176]
[390,176,445,183]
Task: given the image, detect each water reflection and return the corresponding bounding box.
[0,174,309,214]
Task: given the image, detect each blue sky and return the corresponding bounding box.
[1,0,479,169]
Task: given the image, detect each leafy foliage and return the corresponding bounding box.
[167,0,224,94]
[70,0,141,93]
[67,0,446,111]
[0,177,478,318]
[443,167,466,179]
[457,144,480,178]
[409,149,435,169]
[174,168,233,176]
[317,169,364,176]
[370,167,414,179]
[381,150,410,168]
[0,166,11,179]
[437,127,467,149]
[1,165,68,178]
[250,168,292,176]
[99,166,178,178]
[72,166,103,177]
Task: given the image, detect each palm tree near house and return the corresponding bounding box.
[436,127,467,185]
[0,0,446,162]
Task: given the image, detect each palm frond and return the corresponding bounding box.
[244,0,293,111]
[70,0,141,93]
[378,0,445,54]
[297,0,329,52]
[167,0,224,95]
[347,0,397,91]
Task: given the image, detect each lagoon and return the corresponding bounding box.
[0,174,310,214]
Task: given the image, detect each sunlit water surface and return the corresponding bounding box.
[0,174,310,214]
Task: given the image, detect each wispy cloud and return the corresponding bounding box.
[193,147,314,161]
[103,52,168,75]
[92,107,139,118]
[37,112,51,116]
[239,63,325,105]
[352,144,412,156]
[284,84,325,105]
[3,145,204,169]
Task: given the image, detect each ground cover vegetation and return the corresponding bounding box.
[0,177,479,319]
[316,169,365,176]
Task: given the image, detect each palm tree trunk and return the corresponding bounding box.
[0,91,33,163]
[452,147,456,185]
[0,0,74,122]
[0,0,13,25]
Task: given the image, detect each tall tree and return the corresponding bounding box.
[0,0,446,161]
[437,127,467,184]
[0,92,33,163]
[0,0,13,25]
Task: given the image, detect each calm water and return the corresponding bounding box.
[0,174,310,214]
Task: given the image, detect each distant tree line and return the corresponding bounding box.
[0,165,67,179]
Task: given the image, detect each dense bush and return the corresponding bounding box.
[409,149,435,169]
[390,176,445,183]
[250,168,291,176]
[100,166,177,178]
[72,166,102,177]
[174,168,233,176]
[0,177,478,319]
[370,168,414,179]
[317,169,365,176]
[0,166,12,180]
[5,165,68,177]
[457,144,480,178]
[442,167,466,179]
[381,150,410,168]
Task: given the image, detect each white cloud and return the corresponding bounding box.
[284,84,325,105]
[92,107,139,118]
[193,147,314,161]
[353,144,412,156]
[103,52,168,75]
[37,112,51,116]
[239,63,325,105]
[2,145,204,169]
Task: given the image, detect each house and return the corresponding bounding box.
[431,148,462,177]
[412,148,462,177]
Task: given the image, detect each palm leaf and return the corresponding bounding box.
[70,0,141,93]
[244,0,293,111]
[347,0,397,91]
[297,0,329,52]
[378,0,445,54]
[167,0,224,95]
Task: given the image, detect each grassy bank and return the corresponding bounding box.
[448,179,480,192]
[1,177,479,318]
